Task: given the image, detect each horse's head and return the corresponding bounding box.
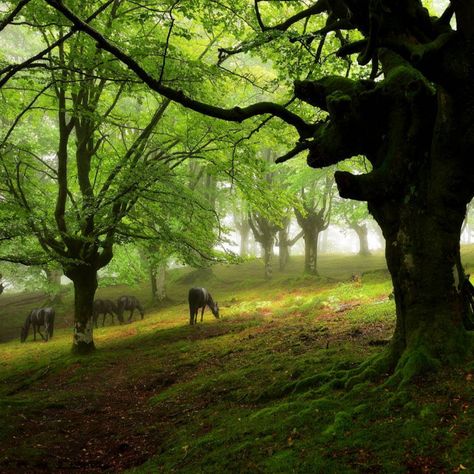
[20,326,27,342]
[211,302,220,319]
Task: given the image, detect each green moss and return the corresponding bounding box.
[323,410,353,436]
[3,251,474,472]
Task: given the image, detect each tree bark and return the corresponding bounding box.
[371,198,470,379]
[262,238,274,280]
[65,265,98,355]
[248,212,279,279]
[151,263,167,301]
[45,267,63,303]
[278,227,290,271]
[303,231,319,275]
[351,223,371,256]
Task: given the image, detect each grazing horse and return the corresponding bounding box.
[93,299,122,327]
[188,288,219,325]
[117,296,144,322]
[20,307,55,342]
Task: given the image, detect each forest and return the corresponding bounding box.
[1,0,474,472]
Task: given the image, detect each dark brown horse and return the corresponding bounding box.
[117,296,144,322]
[20,307,55,342]
[92,299,122,327]
[188,288,219,325]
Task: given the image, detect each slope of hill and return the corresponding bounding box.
[0,250,473,472]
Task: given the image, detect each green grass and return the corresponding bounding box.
[0,250,474,472]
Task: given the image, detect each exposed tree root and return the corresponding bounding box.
[257,335,474,402]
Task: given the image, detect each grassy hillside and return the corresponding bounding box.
[1,250,474,472]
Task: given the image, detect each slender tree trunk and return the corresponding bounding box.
[154,263,167,301]
[303,231,319,275]
[262,239,274,279]
[278,228,290,271]
[65,266,98,355]
[240,220,250,258]
[353,224,371,256]
[150,266,158,299]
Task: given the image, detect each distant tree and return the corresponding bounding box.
[293,172,335,275]
[335,199,372,256]
[248,211,280,279]
[233,199,251,258]
[276,214,303,271]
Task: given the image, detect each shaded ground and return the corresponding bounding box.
[1,308,395,473]
[1,251,474,472]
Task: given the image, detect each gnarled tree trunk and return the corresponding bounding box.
[299,48,474,380]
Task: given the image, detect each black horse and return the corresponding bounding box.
[188,288,219,325]
[20,307,55,342]
[117,296,144,322]
[93,299,122,327]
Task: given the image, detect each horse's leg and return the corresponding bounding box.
[201,306,205,322]
[33,324,36,341]
[37,327,45,341]
[129,309,134,322]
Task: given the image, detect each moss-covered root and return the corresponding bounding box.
[341,351,396,390]
[382,346,442,388]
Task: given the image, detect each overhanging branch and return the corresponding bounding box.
[44,0,314,138]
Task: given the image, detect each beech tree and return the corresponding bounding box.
[276,215,303,271]
[335,199,372,256]
[293,172,334,275]
[4,0,474,378]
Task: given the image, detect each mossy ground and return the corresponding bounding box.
[1,250,474,472]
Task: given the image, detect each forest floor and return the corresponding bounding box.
[1,251,474,473]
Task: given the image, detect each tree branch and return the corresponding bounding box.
[45,0,315,138]
[0,0,115,88]
[0,0,32,33]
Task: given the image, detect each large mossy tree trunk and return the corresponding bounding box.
[65,265,98,355]
[297,46,474,380]
[377,204,469,375]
